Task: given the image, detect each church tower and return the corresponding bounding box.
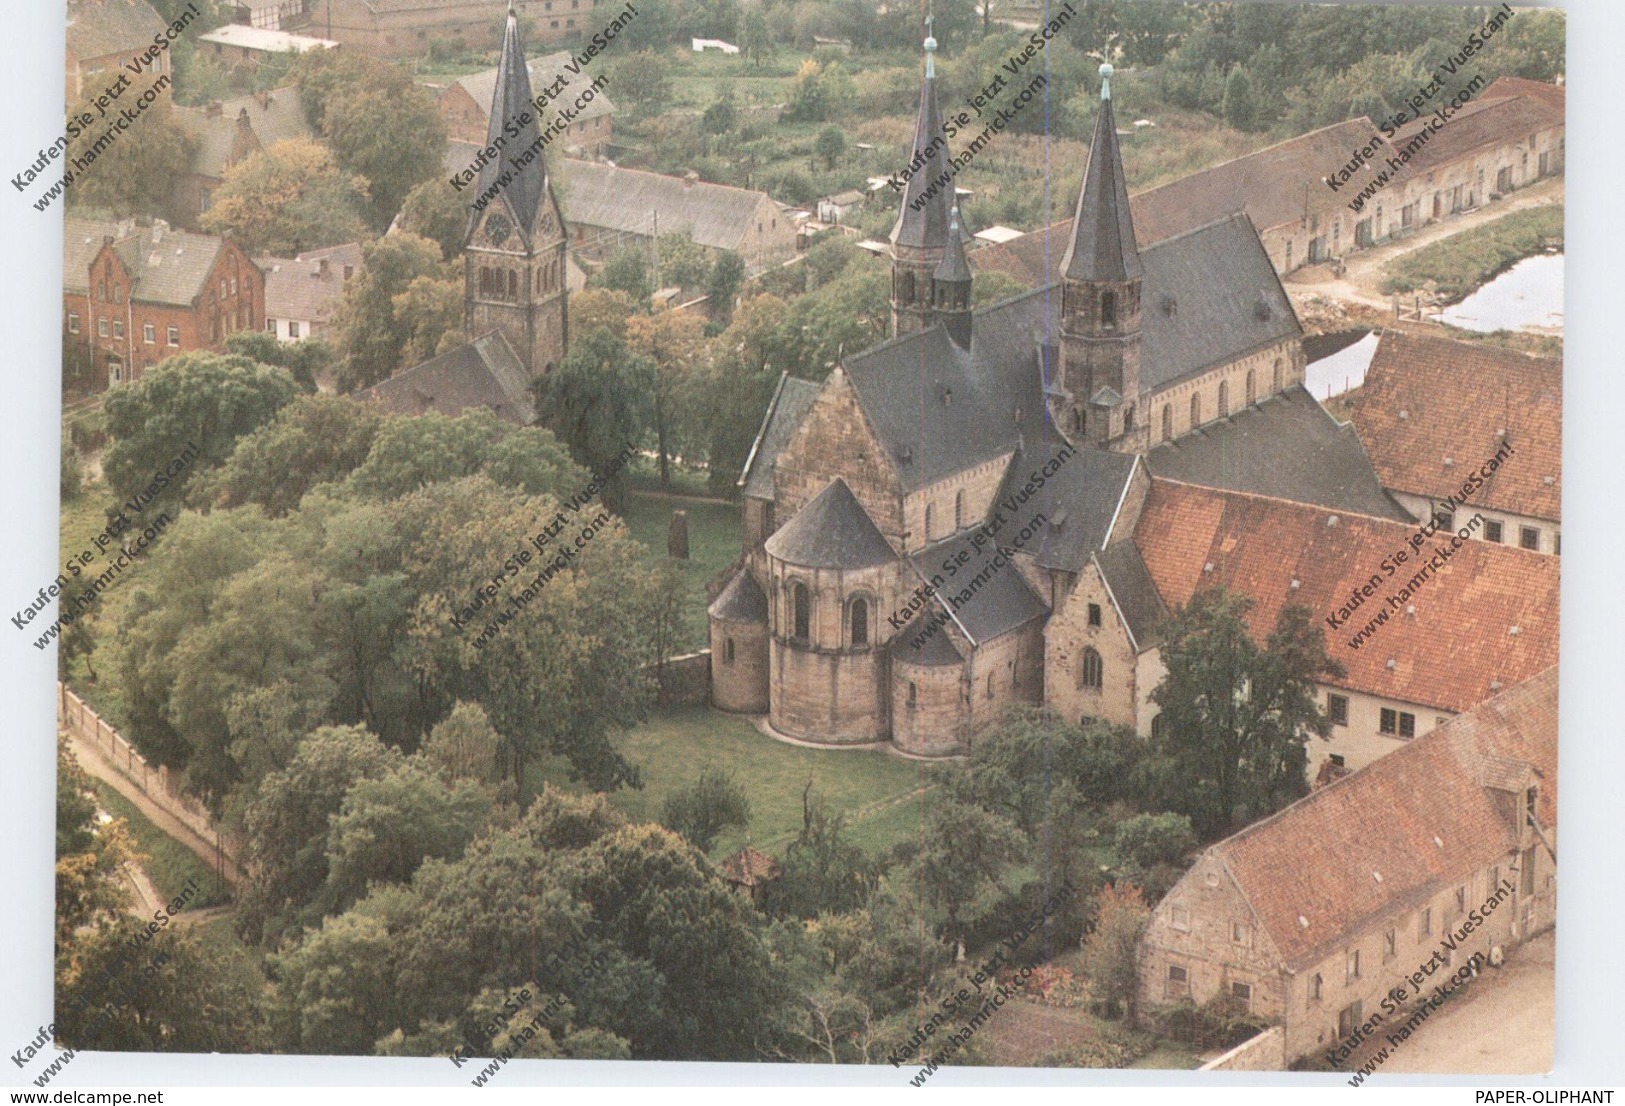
[888,20,963,339]
[464,1,569,378]
[932,201,973,349]
[1057,64,1145,452]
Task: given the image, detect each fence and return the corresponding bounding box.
[57,682,240,877]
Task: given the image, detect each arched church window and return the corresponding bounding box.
[1273,359,1284,392]
[1123,403,1135,432]
[479,267,491,296]
[907,682,918,709]
[507,270,518,300]
[1246,369,1256,405]
[1161,405,1172,442]
[1190,393,1201,429]
[899,270,915,306]
[1101,290,1116,331]
[954,490,964,530]
[1218,380,1230,417]
[792,582,810,642]
[1073,407,1085,436]
[850,598,869,647]
[1079,647,1104,690]
[724,638,735,665]
[986,672,995,699]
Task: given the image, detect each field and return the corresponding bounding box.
[92,780,231,910]
[531,704,935,859]
[1381,205,1564,300]
[618,476,741,654]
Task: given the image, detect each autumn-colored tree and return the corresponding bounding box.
[201,138,369,255]
[1079,882,1150,1020]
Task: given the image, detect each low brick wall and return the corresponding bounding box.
[652,651,711,706]
[1199,1025,1286,1072]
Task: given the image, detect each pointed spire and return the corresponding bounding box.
[889,18,954,250]
[934,202,971,286]
[1060,62,1142,283]
[475,4,546,237]
[934,202,974,350]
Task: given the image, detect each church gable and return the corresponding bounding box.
[774,368,904,546]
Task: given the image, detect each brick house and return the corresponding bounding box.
[1136,665,1556,1068]
[1346,331,1562,556]
[971,82,1564,282]
[1051,477,1558,776]
[436,52,615,154]
[258,241,362,341]
[174,88,318,225]
[66,0,171,105]
[64,218,265,394]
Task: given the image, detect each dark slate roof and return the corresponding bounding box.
[177,89,314,179]
[908,528,1046,646]
[740,373,821,500]
[708,569,767,624]
[1145,385,1410,522]
[764,478,897,569]
[453,51,616,126]
[843,213,1297,493]
[994,443,1139,574]
[68,0,165,63]
[355,330,536,425]
[1062,91,1142,282]
[889,52,954,251]
[1093,541,1168,651]
[935,202,973,285]
[892,616,964,666]
[477,6,548,238]
[560,160,774,255]
[112,224,240,306]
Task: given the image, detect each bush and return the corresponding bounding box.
[61,437,84,501]
[1151,996,1273,1051]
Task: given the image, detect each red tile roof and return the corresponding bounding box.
[1346,332,1561,521]
[1212,665,1556,969]
[1480,76,1566,113]
[1133,479,1559,713]
[720,844,779,887]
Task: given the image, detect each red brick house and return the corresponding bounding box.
[64,217,265,394]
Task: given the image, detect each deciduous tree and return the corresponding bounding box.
[200,138,369,255]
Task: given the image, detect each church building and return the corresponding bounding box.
[708,36,1315,754]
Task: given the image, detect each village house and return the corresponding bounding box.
[258,242,362,342]
[971,80,1564,283]
[317,0,604,58]
[1049,477,1559,775]
[1136,665,1556,1068]
[63,217,265,394]
[1345,331,1562,555]
[436,51,616,155]
[230,0,313,31]
[557,161,797,276]
[195,23,340,74]
[174,89,317,223]
[66,0,172,104]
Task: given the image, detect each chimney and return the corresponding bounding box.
[318,257,330,279]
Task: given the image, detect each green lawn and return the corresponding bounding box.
[92,780,231,910]
[531,704,935,859]
[1382,204,1564,300]
[618,485,741,653]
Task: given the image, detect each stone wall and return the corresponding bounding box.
[1200,1026,1286,1071]
[773,369,903,542]
[652,650,712,707]
[1045,561,1141,729]
[710,616,768,713]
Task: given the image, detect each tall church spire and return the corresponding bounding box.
[1057,63,1144,452]
[889,18,959,337]
[1059,63,1142,282]
[475,1,547,237]
[933,201,973,350]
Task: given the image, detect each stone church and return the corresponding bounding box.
[708,39,1314,755]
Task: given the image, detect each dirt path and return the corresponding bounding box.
[67,729,243,886]
[1288,176,1564,311]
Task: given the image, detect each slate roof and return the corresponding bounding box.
[558,161,773,254]
[354,330,536,425]
[1205,665,1556,971]
[1146,385,1410,522]
[67,0,166,62]
[890,47,954,251]
[1062,91,1141,282]
[764,478,897,569]
[1344,332,1562,522]
[893,619,964,666]
[843,214,1298,494]
[110,224,242,306]
[996,443,1138,575]
[1385,94,1563,179]
[740,372,821,500]
[64,217,124,296]
[257,242,362,325]
[708,569,767,624]
[1093,540,1168,651]
[478,6,548,237]
[908,527,1046,647]
[1133,479,1559,714]
[970,119,1378,288]
[177,89,315,179]
[452,51,616,127]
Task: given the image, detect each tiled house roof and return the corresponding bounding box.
[177,89,316,180]
[558,161,775,255]
[1208,665,1556,970]
[1344,332,1561,522]
[1132,479,1559,713]
[257,242,362,326]
[355,330,536,424]
[67,0,166,61]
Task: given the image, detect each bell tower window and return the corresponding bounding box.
[1100,289,1116,331]
[850,598,869,647]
